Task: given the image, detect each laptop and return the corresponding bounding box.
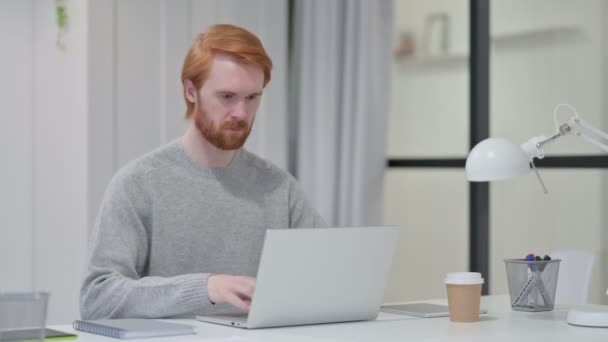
[196,226,400,329]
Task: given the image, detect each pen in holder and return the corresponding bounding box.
[504,258,561,312]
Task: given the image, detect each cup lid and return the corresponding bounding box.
[444,272,484,285]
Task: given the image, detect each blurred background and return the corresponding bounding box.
[1,0,607,324]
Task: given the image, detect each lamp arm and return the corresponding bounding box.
[521,116,608,160]
[518,113,607,195]
[521,136,552,160]
[572,117,608,152]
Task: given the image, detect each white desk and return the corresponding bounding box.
[52,295,607,341]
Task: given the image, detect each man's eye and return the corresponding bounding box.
[246,95,258,101]
[221,94,234,100]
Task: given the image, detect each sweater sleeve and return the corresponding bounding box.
[287,176,328,228]
[79,167,213,319]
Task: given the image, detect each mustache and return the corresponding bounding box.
[221,120,248,130]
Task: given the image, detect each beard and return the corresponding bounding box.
[194,107,253,150]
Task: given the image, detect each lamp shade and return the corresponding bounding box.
[465,138,530,181]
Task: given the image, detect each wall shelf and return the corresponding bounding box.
[395,53,468,68]
[492,26,582,44]
[493,26,581,42]
[394,26,582,68]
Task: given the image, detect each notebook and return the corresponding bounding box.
[72,319,195,339]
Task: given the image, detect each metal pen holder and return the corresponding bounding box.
[504,259,561,312]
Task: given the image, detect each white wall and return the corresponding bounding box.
[602,1,608,301]
[0,0,35,293]
[388,0,470,158]
[489,0,607,304]
[384,0,470,303]
[385,0,607,303]
[89,0,289,226]
[383,169,469,302]
[33,0,88,324]
[0,0,88,324]
[1,0,289,324]
[491,0,604,154]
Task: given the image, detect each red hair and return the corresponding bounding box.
[181,24,273,119]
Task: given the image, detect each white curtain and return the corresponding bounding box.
[291,0,393,226]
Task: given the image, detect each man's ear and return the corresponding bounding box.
[184,80,198,103]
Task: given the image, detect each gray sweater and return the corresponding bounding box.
[80,141,325,319]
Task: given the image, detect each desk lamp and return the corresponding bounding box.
[465,104,608,327]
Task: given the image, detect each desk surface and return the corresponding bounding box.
[52,295,607,341]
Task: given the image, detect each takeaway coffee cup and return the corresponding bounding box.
[444,272,484,322]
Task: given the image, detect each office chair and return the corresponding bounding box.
[551,250,595,305]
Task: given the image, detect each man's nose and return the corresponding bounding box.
[229,100,248,120]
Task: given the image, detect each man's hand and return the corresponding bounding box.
[207,274,256,311]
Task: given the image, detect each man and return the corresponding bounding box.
[80,24,325,320]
